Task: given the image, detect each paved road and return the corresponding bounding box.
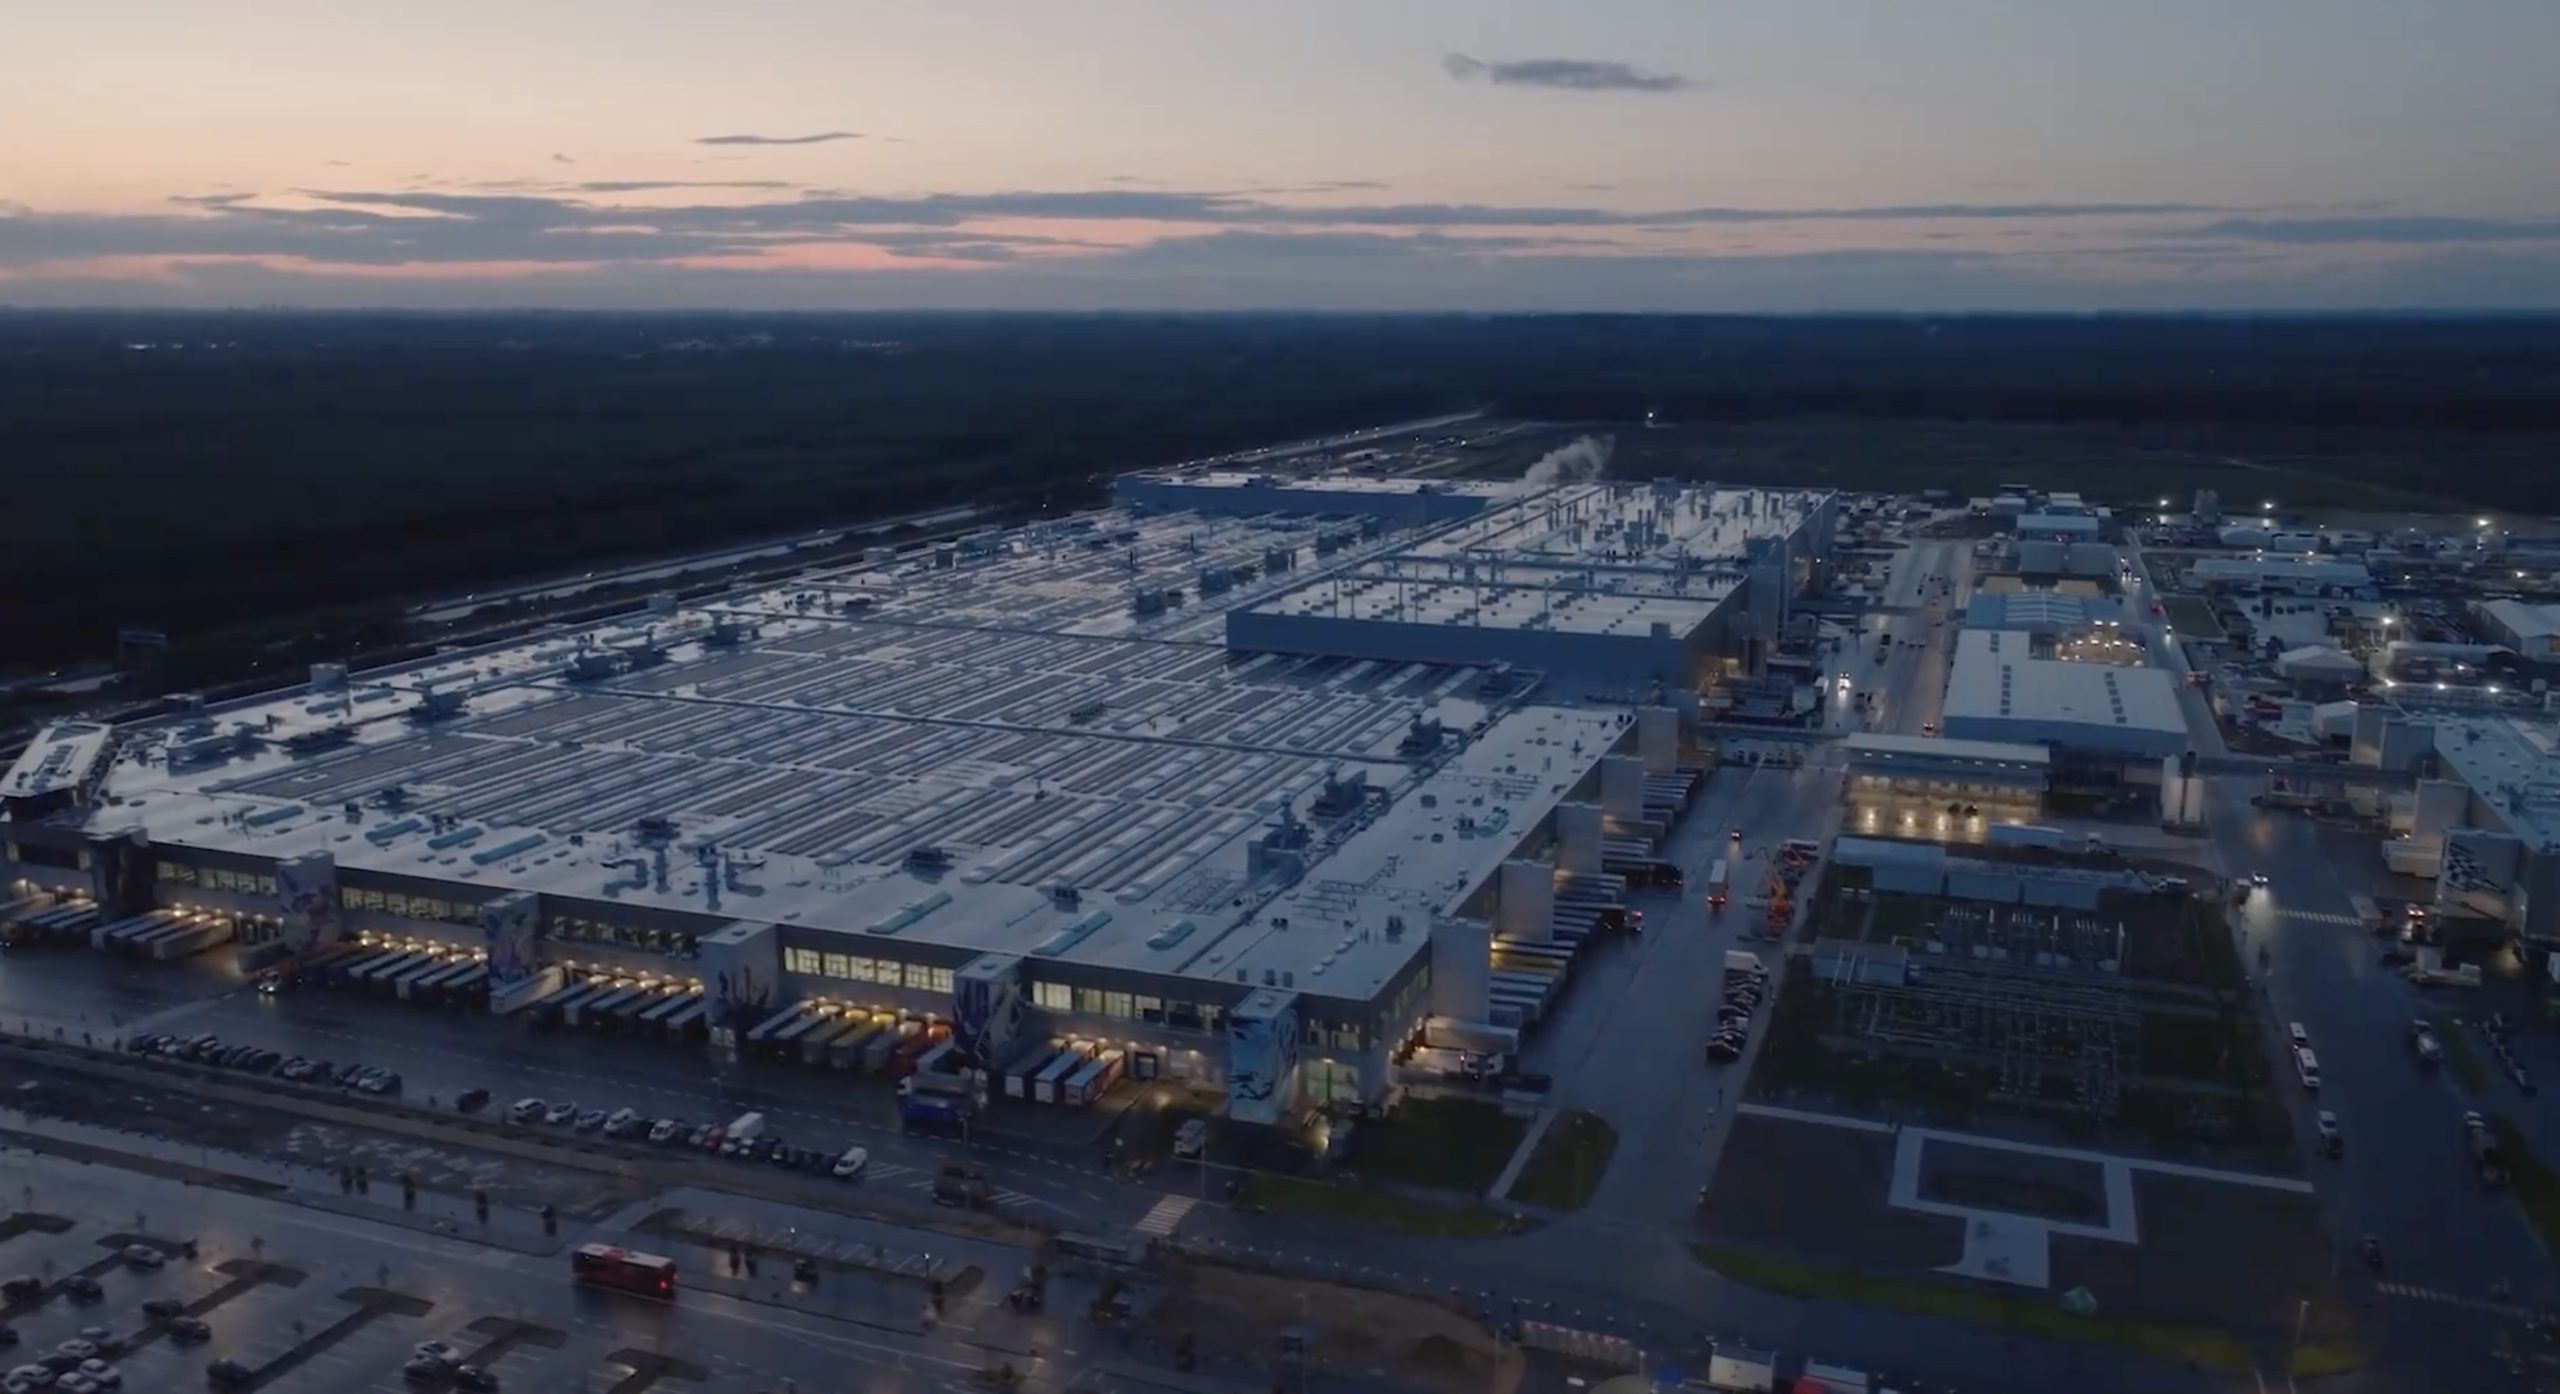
[2203,775,2560,1391]
[0,948,1157,1228]
[0,1146,1074,1394]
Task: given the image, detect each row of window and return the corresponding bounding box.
[547,913,698,958]
[341,886,482,926]
[782,947,957,997]
[157,861,278,898]
[1029,981,1255,1038]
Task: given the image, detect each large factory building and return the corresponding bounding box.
[5,469,1834,1125]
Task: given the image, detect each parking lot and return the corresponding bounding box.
[0,942,1159,1234]
[0,1159,1031,1394]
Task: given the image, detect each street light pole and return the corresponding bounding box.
[2286,1296,2309,1393]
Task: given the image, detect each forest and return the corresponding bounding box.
[3,311,2556,679]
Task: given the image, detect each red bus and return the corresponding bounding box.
[572,1243,676,1298]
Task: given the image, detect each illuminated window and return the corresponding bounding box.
[1032,981,1070,1011]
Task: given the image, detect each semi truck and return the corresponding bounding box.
[899,1072,978,1132]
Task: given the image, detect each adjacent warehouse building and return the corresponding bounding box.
[2473,599,2560,662]
[5,472,1833,1124]
[1228,483,1833,694]
[2187,557,2373,594]
[1939,630,2189,761]
[1963,591,2123,637]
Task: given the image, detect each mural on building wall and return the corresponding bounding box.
[87,829,154,918]
[954,956,1025,1067]
[480,891,542,985]
[275,852,343,954]
[1225,997,1302,1126]
[703,923,778,1036]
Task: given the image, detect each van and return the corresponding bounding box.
[2294,1046,2321,1092]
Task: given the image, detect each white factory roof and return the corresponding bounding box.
[2276,645,2364,679]
[1400,483,1818,571]
[2429,712,2560,852]
[2,722,114,801]
[2480,598,2560,642]
[1132,469,1513,501]
[1940,630,2188,753]
[1843,733,2053,768]
[50,502,1654,1000]
[1964,591,2111,633]
[2190,556,2372,587]
[1245,575,1724,639]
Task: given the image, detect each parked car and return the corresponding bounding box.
[507,1098,545,1123]
[647,1119,682,1145]
[56,1277,100,1304]
[1172,1120,1208,1160]
[833,1147,870,1179]
[119,1246,163,1270]
[573,1109,607,1133]
[140,1300,184,1322]
[542,1102,578,1126]
[2315,1110,2344,1157]
[454,1088,491,1114]
[166,1319,210,1345]
[207,1357,256,1388]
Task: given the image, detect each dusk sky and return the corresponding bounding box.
[7,0,2560,310]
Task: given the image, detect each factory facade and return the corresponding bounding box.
[5,467,1835,1126]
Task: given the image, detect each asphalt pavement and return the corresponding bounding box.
[2203,777,2560,1390]
[0,946,1156,1230]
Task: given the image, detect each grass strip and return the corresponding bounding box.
[2430,1013,2489,1094]
[1509,1112,1619,1210]
[1692,1243,2357,1376]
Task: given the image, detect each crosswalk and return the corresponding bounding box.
[1132,1194,1198,1238]
[2377,1279,2537,1319]
[2281,910,2363,926]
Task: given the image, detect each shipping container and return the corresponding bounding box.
[1063,1048,1126,1107]
[1034,1042,1094,1103]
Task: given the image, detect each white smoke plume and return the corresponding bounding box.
[1522,434,1612,487]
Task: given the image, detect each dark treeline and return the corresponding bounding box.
[4,311,2557,675]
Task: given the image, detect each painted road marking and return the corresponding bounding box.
[1132,1195,1197,1238]
[2375,1280,2540,1319]
[2280,910,2362,926]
